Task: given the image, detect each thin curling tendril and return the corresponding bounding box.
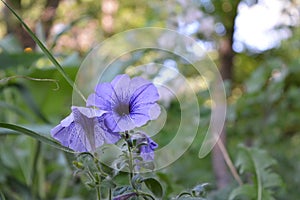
[0,75,60,91]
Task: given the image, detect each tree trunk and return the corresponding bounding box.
[212,36,234,189]
[4,0,36,49]
[41,0,60,39]
[3,0,60,49]
[212,0,239,189]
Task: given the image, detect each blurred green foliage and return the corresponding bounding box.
[0,0,299,199]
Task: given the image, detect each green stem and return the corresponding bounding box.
[0,191,6,200]
[31,141,42,199]
[125,131,134,181]
[128,146,134,180]
[96,186,101,200]
[31,141,41,182]
[96,173,102,200]
[86,171,101,200]
[217,140,243,185]
[86,171,96,182]
[108,188,112,200]
[94,158,109,178]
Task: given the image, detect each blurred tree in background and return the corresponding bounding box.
[0,0,300,199]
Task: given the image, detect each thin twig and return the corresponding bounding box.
[217,139,243,186]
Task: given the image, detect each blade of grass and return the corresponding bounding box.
[0,122,74,153]
[0,191,6,200]
[1,0,86,103]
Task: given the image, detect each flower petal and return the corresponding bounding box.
[103,112,136,132]
[133,132,158,161]
[71,106,106,118]
[128,76,152,96]
[68,124,87,152]
[51,107,120,152]
[72,107,98,151]
[140,138,158,161]
[149,103,161,120]
[87,83,116,110]
[129,83,159,109]
[94,117,121,147]
[110,74,131,103]
[51,122,87,152]
[60,113,74,127]
[114,114,136,132]
[89,74,161,132]
[51,123,71,147]
[130,103,161,127]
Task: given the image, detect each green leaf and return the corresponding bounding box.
[6,83,50,123]
[0,122,74,153]
[0,52,43,69]
[95,144,123,167]
[143,178,163,198]
[230,146,282,200]
[245,66,270,93]
[229,184,256,200]
[0,191,6,200]
[0,101,32,121]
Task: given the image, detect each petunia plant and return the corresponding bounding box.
[1,2,284,199]
[51,74,163,199]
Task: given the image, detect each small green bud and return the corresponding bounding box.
[73,161,84,169]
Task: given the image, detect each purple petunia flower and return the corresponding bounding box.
[140,136,158,161]
[87,74,161,132]
[51,106,121,152]
[132,132,158,162]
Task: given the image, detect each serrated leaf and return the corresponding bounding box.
[263,171,282,188]
[231,146,282,200]
[229,184,256,200]
[143,178,163,198]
